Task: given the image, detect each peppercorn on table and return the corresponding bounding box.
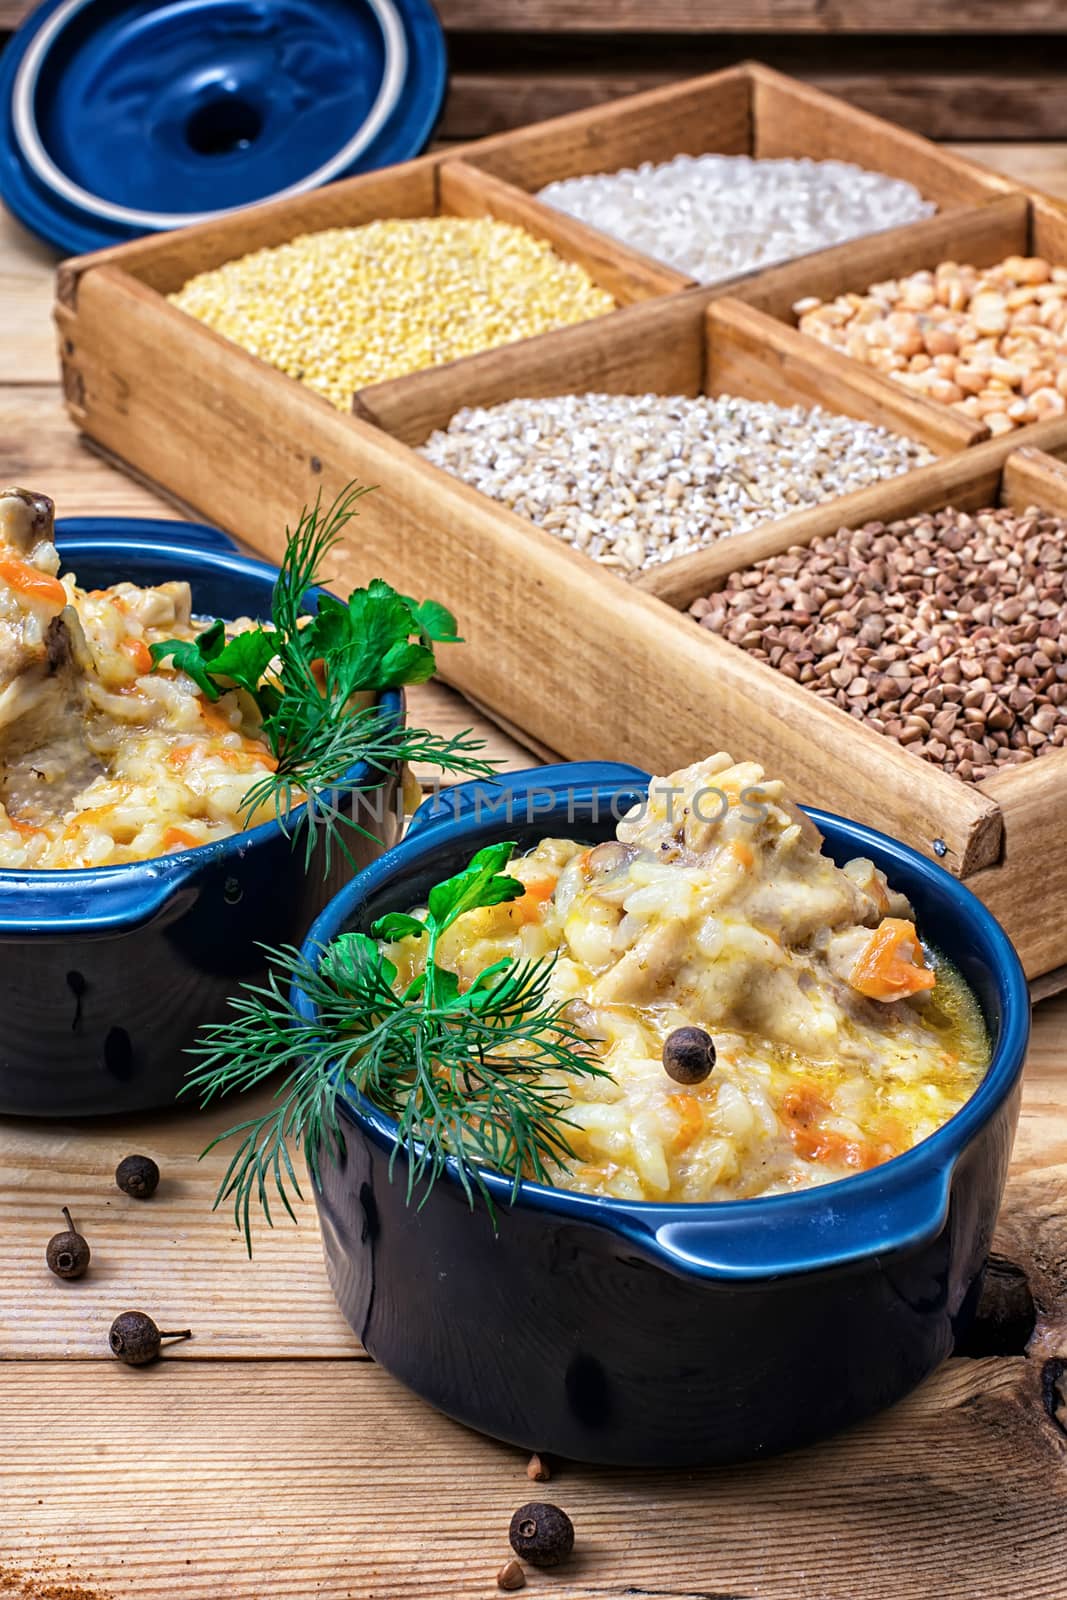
[4,144,1067,1597]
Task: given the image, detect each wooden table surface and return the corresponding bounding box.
[2,153,1067,1599]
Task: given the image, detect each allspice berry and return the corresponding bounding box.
[508,1502,574,1569]
[45,1207,90,1280]
[662,1026,716,1085]
[115,1154,160,1200]
[109,1311,191,1366]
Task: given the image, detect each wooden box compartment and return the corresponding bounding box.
[452,61,1017,286]
[51,65,1067,981]
[727,191,1067,452]
[58,150,687,412]
[350,288,992,583]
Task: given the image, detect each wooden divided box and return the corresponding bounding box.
[53,64,1067,983]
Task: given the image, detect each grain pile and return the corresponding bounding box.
[537,155,935,286]
[691,504,1067,782]
[169,219,616,409]
[419,393,934,575]
[796,255,1067,435]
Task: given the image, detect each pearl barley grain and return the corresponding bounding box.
[169,219,616,409]
[538,155,935,286]
[418,393,934,575]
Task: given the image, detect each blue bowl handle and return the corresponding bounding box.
[610,1163,954,1282]
[55,517,240,554]
[0,856,201,939]
[407,762,652,839]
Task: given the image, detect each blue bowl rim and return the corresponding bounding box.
[296,764,1031,1278]
[0,531,403,923]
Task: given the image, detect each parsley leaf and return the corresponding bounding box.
[149,619,226,700]
[147,483,499,871]
[202,630,281,701]
[427,841,524,933]
[371,912,428,943]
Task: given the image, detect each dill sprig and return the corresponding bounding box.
[149,483,498,871]
[185,842,609,1252]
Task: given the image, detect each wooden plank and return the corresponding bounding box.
[705,297,985,453]
[58,264,1003,881]
[6,0,1067,26]
[0,207,62,384]
[444,69,1067,147]
[960,143,1067,199]
[354,288,711,446]
[0,1083,355,1360]
[438,0,1067,30]
[0,1351,1066,1600]
[439,157,690,303]
[749,62,1014,209]
[0,386,184,518]
[1031,193,1067,263]
[460,61,1013,211]
[973,753,1067,978]
[461,64,752,191]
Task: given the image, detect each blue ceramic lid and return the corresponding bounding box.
[0,0,447,254]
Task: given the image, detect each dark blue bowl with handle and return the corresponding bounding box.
[298,762,1030,1467]
[0,516,403,1118]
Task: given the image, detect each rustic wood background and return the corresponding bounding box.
[1,0,1066,141]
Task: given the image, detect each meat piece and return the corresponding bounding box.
[0,488,101,821]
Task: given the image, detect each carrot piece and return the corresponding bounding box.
[667,1093,705,1152]
[120,638,154,674]
[522,877,556,902]
[215,747,277,771]
[790,1127,876,1170]
[849,917,936,1002]
[730,838,755,870]
[199,702,235,734]
[781,1084,829,1128]
[161,825,201,851]
[0,557,66,608]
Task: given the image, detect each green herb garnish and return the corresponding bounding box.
[149,483,496,870]
[185,843,608,1252]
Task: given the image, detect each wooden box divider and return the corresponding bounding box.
[729,191,1032,324]
[438,159,690,304]
[52,62,1067,979]
[702,297,984,453]
[642,430,1067,613]
[352,287,715,444]
[728,191,1067,454]
[57,153,446,301]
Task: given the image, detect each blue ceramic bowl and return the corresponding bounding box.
[298,762,1030,1468]
[0,517,403,1117]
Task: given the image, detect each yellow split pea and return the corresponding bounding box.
[170,218,617,409]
